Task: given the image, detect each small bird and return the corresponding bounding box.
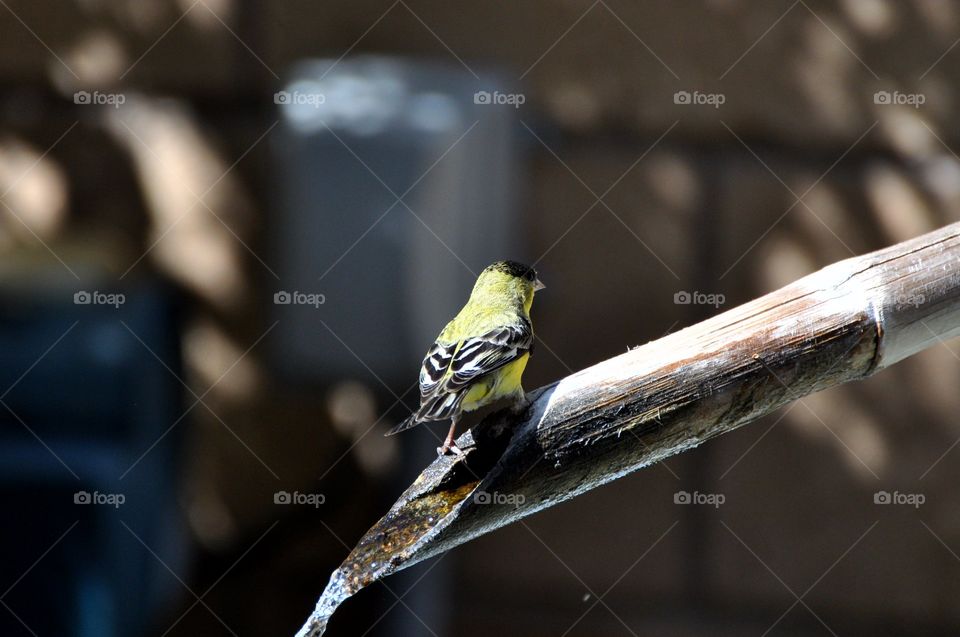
[387,260,545,455]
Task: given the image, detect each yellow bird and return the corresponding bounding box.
[387,260,545,455]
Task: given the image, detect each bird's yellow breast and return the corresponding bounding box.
[459,352,530,412]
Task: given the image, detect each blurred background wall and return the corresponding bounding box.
[2,1,960,636]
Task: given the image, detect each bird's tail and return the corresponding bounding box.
[385,414,421,436]
[385,391,466,436]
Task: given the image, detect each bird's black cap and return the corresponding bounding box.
[486,260,538,282]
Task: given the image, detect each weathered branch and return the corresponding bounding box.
[296,222,960,637]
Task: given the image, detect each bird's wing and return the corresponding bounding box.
[386,319,533,435]
[418,340,456,397]
[440,319,533,393]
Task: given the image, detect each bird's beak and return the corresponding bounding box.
[534,278,546,291]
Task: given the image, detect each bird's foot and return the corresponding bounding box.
[437,443,464,457]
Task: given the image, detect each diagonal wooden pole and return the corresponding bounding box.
[296,221,960,637]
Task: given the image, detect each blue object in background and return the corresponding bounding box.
[0,282,186,637]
